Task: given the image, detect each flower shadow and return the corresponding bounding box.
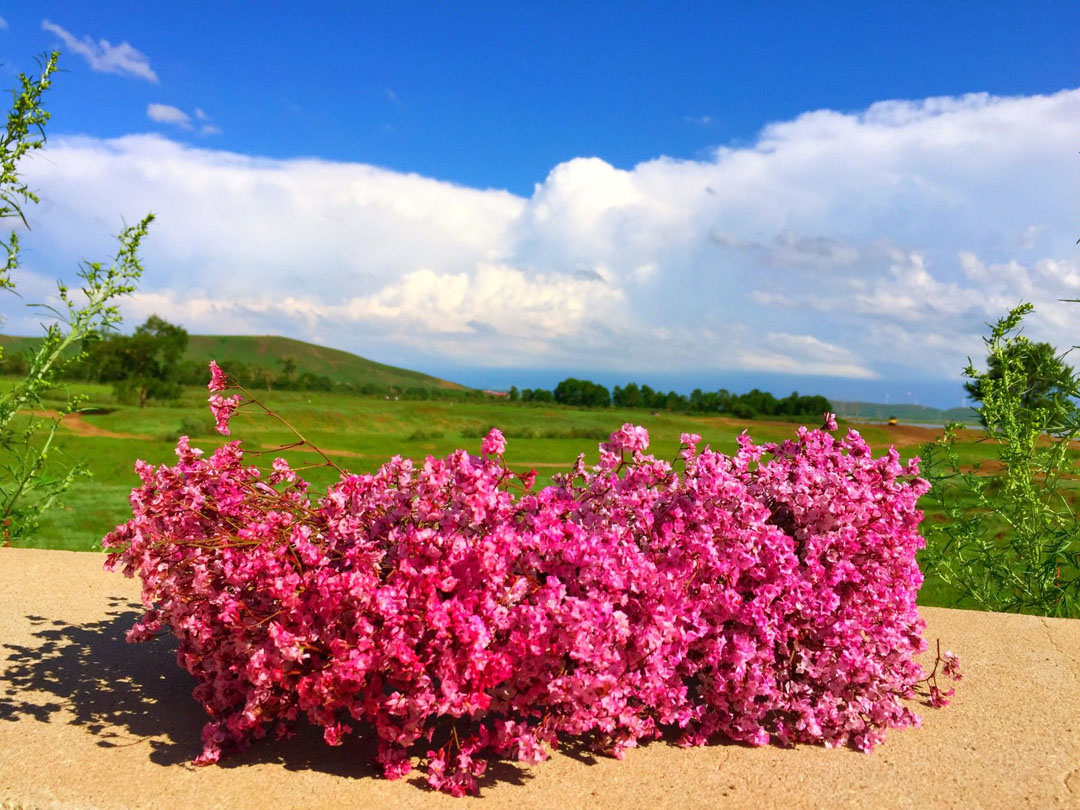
[4,599,780,794]
[1,597,205,765]
[0,597,377,780]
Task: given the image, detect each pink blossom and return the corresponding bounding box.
[680,432,702,448]
[208,360,228,392]
[269,457,297,484]
[608,423,650,453]
[482,428,506,457]
[105,361,953,797]
[518,468,537,490]
[208,394,243,435]
[928,686,954,708]
[942,651,963,681]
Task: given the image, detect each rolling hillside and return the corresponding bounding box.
[0,333,468,391]
[183,335,467,390]
[0,335,51,357]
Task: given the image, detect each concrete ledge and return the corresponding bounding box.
[1,547,1077,810]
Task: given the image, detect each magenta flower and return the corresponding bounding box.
[942,651,963,681]
[208,360,228,392]
[680,432,702,448]
[518,468,537,490]
[482,427,506,457]
[208,393,243,435]
[609,422,650,453]
[928,686,954,708]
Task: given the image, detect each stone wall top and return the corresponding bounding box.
[1,547,1077,809]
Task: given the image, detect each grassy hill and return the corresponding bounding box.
[183,335,466,390]
[0,333,468,391]
[0,334,51,356]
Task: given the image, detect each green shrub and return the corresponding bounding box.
[163,416,215,442]
[920,303,1080,617]
[408,429,445,441]
[460,424,611,441]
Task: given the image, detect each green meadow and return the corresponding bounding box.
[6,374,1036,610]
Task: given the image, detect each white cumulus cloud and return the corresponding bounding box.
[4,87,1080,389]
[40,20,158,82]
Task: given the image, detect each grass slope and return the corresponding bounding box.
[0,334,57,356]
[185,335,467,390]
[1,333,468,391]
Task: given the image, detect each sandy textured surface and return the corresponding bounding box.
[1,547,1077,810]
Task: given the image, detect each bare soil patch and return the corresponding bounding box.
[29,410,150,440]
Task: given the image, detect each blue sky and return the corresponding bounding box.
[1,3,1079,407]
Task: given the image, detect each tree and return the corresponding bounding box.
[553,377,610,408]
[0,52,153,543]
[89,315,188,407]
[614,382,643,409]
[963,339,1077,429]
[278,356,297,388]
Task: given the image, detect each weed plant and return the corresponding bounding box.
[920,304,1080,617]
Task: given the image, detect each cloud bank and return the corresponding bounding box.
[4,87,1079,391]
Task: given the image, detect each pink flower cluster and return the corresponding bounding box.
[105,372,955,796]
[207,360,243,435]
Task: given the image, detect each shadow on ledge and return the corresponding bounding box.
[2,596,206,766]
[0,597,536,792]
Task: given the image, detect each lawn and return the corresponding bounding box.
[4,376,1043,610]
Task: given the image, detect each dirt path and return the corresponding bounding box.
[28,410,150,440]
[857,422,948,449]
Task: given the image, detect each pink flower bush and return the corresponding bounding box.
[105,367,958,796]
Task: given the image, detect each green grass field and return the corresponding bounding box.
[3,376,1043,610]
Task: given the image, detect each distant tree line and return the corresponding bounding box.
[1,315,832,417]
[509,377,831,418]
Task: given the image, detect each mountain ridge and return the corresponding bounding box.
[831,399,979,425]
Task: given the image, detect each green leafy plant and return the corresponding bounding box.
[920,303,1080,617]
[963,337,1078,427]
[0,52,154,545]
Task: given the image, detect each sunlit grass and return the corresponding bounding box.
[8,377,1058,610]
